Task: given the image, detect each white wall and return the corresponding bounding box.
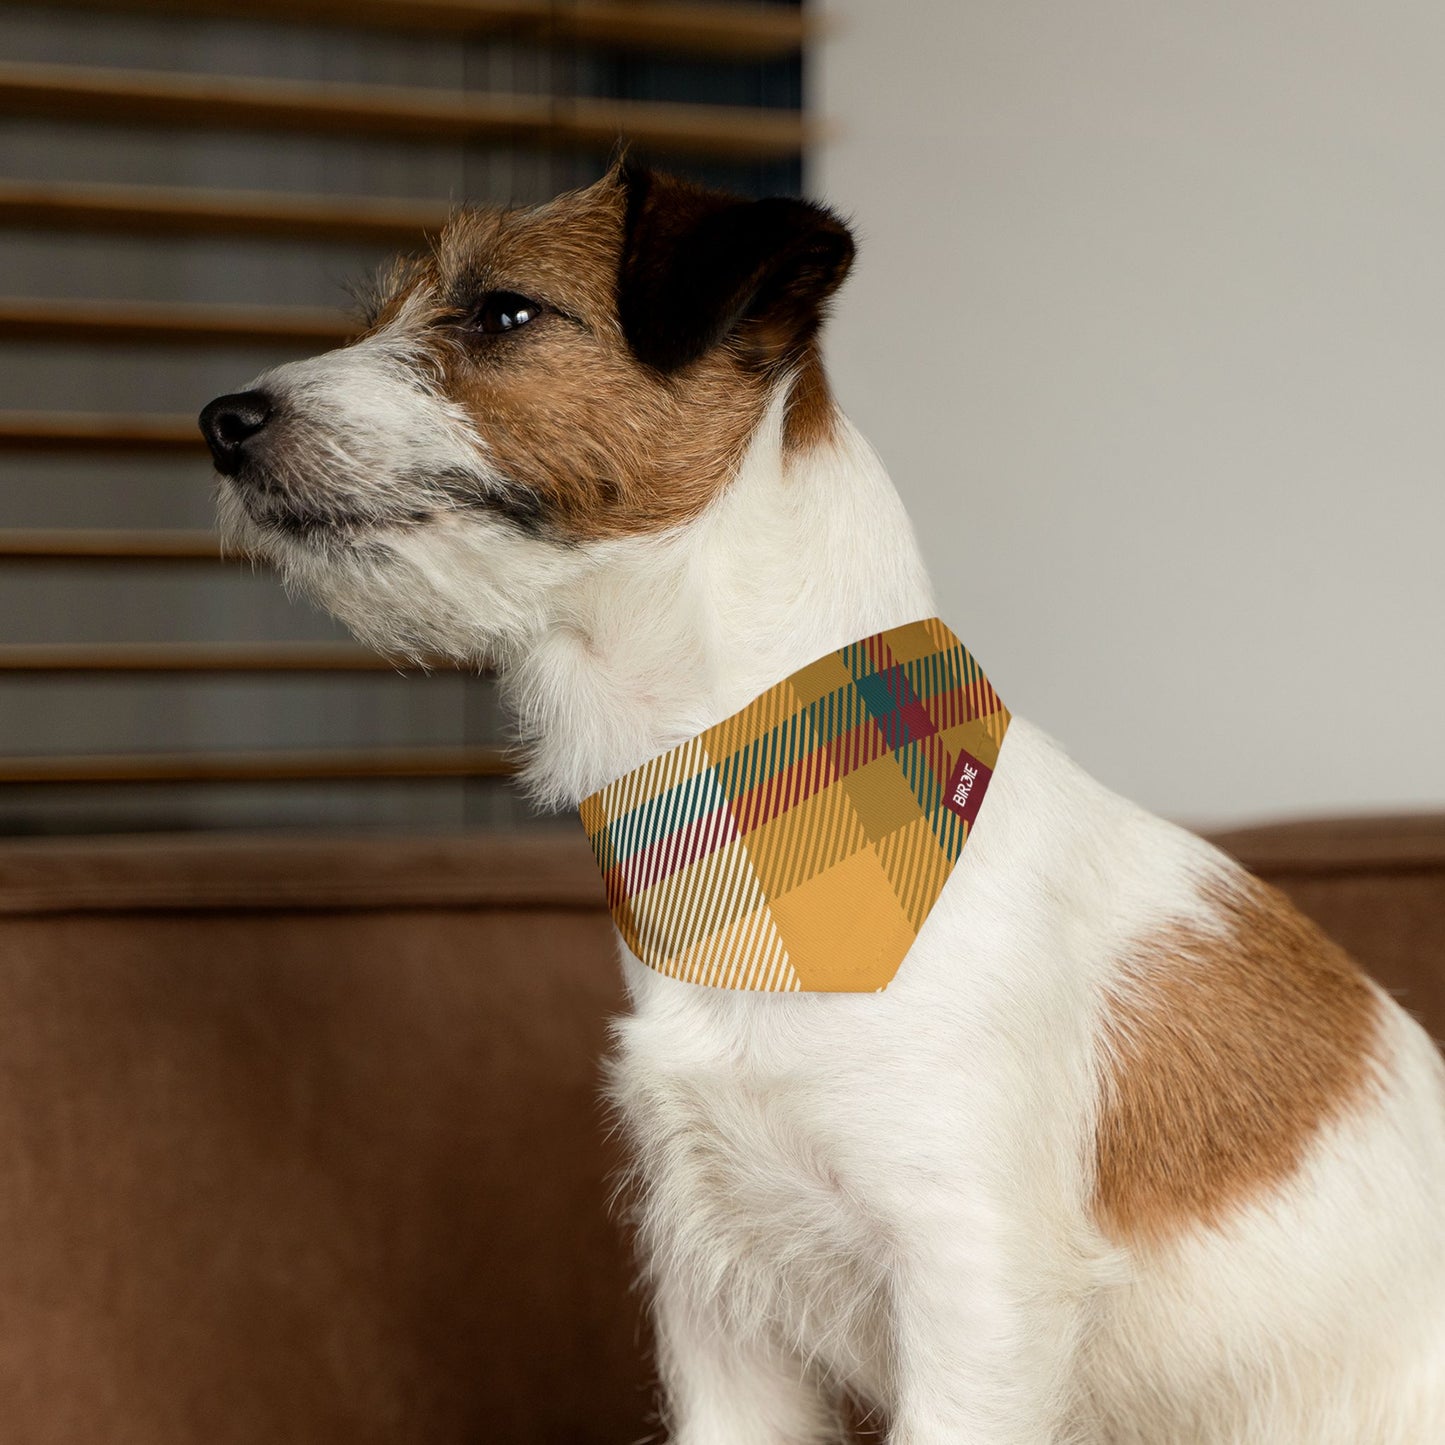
[812,0,1445,827]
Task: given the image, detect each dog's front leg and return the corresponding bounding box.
[653,1276,841,1445]
[885,1201,1090,1445]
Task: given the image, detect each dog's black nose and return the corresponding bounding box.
[199,390,273,475]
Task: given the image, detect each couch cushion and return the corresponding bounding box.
[0,830,649,1445]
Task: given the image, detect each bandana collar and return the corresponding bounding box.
[579,619,1009,992]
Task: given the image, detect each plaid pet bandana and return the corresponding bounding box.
[579,619,1009,992]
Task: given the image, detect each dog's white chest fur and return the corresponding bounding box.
[612,996,899,1399]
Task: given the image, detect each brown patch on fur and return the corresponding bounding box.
[363,170,851,541]
[782,344,839,456]
[364,178,771,540]
[1094,873,1382,1246]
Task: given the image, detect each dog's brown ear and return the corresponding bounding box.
[617,162,855,374]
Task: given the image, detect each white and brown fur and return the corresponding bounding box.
[202,163,1445,1443]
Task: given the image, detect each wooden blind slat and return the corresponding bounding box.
[0,298,351,348]
[0,529,221,560]
[0,745,513,784]
[0,643,417,673]
[0,180,448,245]
[0,413,203,452]
[545,0,810,58]
[29,0,810,59]
[0,297,353,348]
[0,62,812,161]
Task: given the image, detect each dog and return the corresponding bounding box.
[200,162,1445,1443]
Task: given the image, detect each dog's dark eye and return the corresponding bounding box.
[471,291,543,335]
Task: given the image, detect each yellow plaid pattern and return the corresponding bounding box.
[579,619,1009,992]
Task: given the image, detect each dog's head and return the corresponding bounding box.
[200,164,854,661]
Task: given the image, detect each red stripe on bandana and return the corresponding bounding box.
[619,800,739,895]
[732,741,837,833]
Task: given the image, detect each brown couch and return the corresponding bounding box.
[0,817,1440,1444]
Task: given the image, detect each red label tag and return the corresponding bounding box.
[943,748,993,827]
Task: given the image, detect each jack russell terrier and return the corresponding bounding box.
[200,163,1445,1444]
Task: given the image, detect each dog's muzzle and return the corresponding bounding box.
[199,390,274,477]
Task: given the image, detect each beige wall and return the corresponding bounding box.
[813,0,1445,826]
